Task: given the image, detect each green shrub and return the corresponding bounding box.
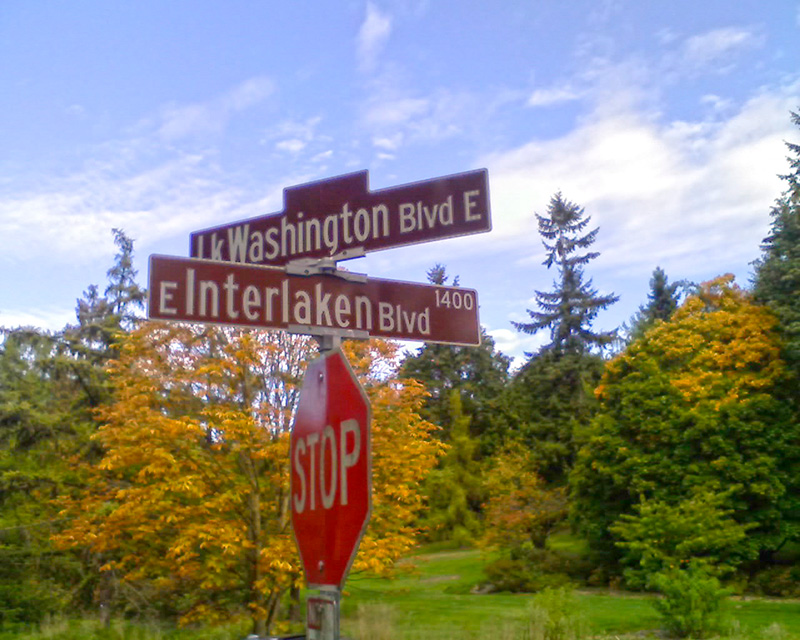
[651,562,731,638]
[483,554,572,593]
[751,564,800,597]
[482,546,592,593]
[528,587,586,640]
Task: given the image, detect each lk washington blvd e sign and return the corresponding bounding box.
[148,254,481,346]
[189,168,490,265]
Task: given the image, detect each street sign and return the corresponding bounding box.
[148,254,481,346]
[189,168,490,266]
[290,349,371,589]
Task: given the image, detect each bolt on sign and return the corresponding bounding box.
[148,254,481,346]
[190,168,490,266]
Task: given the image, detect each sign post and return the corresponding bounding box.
[148,167,491,639]
[290,347,371,640]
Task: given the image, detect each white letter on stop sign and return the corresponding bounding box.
[293,419,362,514]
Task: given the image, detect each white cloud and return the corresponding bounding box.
[528,85,582,107]
[481,79,800,278]
[0,307,74,332]
[372,133,403,151]
[365,96,429,127]
[276,139,307,153]
[0,149,281,267]
[679,27,761,73]
[357,2,392,73]
[157,76,274,140]
[487,327,547,370]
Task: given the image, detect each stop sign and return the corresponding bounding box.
[290,348,371,589]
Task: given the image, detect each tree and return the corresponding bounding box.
[610,489,752,589]
[506,194,617,481]
[753,108,800,377]
[421,390,483,545]
[54,326,442,635]
[571,276,800,570]
[0,230,147,623]
[513,193,618,357]
[626,267,690,342]
[502,349,605,483]
[400,264,510,443]
[481,441,567,552]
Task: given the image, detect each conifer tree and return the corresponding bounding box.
[753,109,800,376]
[400,264,510,443]
[513,192,618,356]
[507,194,617,481]
[626,266,690,341]
[422,390,483,544]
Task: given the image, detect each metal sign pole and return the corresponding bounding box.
[306,587,340,640]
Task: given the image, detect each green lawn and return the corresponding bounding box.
[340,548,800,639]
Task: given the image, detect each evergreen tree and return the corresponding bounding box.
[753,109,800,377]
[422,390,483,545]
[507,194,617,482]
[513,193,618,356]
[0,229,147,622]
[400,264,510,443]
[626,267,690,342]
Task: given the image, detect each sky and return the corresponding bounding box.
[1,1,799,365]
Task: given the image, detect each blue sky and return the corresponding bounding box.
[1,1,798,364]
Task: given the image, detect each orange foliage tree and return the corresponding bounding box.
[53,323,442,636]
[481,441,567,552]
[572,275,800,568]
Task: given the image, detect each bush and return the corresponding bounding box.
[528,587,586,640]
[482,547,588,593]
[750,564,800,597]
[651,562,731,638]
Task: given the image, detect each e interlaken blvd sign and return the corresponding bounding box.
[147,254,481,346]
[189,168,490,266]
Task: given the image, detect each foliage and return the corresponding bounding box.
[750,564,800,598]
[625,266,691,343]
[342,339,446,574]
[503,350,604,482]
[753,109,800,377]
[422,390,483,545]
[610,489,753,589]
[650,562,732,638]
[512,192,618,357]
[482,547,586,594]
[0,230,147,623]
[53,326,441,635]
[481,441,567,553]
[571,276,800,569]
[400,264,510,443]
[527,587,587,640]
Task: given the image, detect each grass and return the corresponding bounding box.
[340,547,800,639]
[4,547,799,639]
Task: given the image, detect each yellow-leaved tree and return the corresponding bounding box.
[53,323,443,636]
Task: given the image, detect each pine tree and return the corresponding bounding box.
[422,390,483,545]
[400,264,510,443]
[626,267,690,341]
[506,194,617,482]
[513,193,618,356]
[753,109,800,375]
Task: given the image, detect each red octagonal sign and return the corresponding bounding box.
[291,348,371,589]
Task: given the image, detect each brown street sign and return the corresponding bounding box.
[189,168,490,266]
[148,255,481,346]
